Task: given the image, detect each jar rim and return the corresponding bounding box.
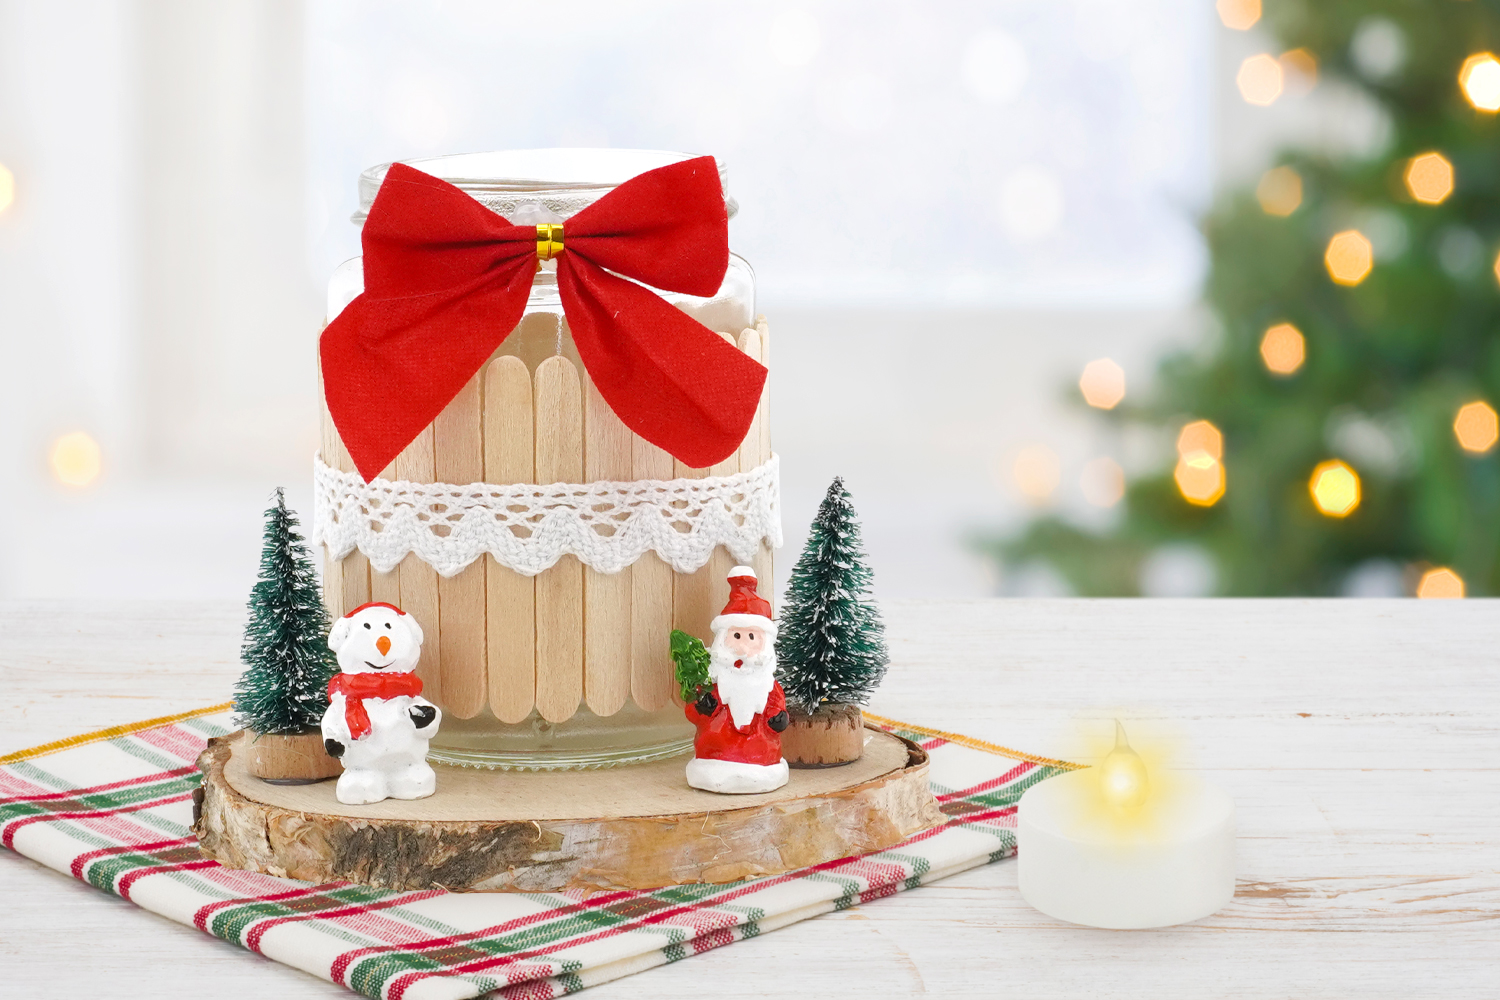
[353,147,735,226]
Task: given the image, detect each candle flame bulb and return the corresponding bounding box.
[1099,720,1150,810]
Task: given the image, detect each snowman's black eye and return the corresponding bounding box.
[363,623,371,629]
[385,623,392,629]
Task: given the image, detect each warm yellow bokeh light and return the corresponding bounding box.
[1454,400,1499,453]
[49,431,102,487]
[1175,454,1226,507]
[1405,152,1454,205]
[1013,445,1061,504]
[1309,459,1360,517]
[1256,166,1303,216]
[1325,230,1374,285]
[1416,567,1465,599]
[1237,54,1284,106]
[0,164,13,214]
[1216,0,1261,30]
[1079,358,1126,409]
[1080,456,1125,508]
[1280,48,1318,91]
[1259,323,1305,375]
[1460,53,1500,112]
[1177,419,1224,461]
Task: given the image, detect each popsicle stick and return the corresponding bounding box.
[741,324,776,600]
[370,435,401,606]
[484,356,536,724]
[319,361,351,617]
[331,429,371,615]
[534,356,584,723]
[672,400,719,652]
[700,332,742,630]
[631,435,676,712]
[584,377,633,717]
[433,374,487,720]
[396,425,441,703]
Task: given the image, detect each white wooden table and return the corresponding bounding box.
[2,599,1496,998]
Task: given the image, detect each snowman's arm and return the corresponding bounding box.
[321,693,351,757]
[408,696,440,733]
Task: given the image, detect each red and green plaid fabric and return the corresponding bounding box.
[0,706,1074,1000]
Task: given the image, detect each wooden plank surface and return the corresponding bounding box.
[483,356,536,723]
[3,598,1498,999]
[432,374,486,719]
[583,377,633,717]
[532,356,584,724]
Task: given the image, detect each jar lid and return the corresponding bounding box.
[352,148,735,226]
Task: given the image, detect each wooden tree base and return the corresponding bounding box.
[245,730,342,783]
[193,726,944,893]
[781,704,865,768]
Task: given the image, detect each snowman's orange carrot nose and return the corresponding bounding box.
[376,635,392,656]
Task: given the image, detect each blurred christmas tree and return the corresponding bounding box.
[988,0,1500,597]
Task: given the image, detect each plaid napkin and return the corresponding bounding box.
[0,706,1075,1000]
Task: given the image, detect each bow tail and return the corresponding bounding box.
[558,254,767,470]
[321,259,534,482]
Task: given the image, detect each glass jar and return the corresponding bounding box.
[320,149,769,770]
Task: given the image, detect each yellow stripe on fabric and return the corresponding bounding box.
[0,703,234,766]
[862,710,1086,771]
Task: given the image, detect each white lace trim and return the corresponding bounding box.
[311,453,781,578]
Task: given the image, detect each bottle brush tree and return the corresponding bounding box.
[776,477,889,713]
[233,489,339,735]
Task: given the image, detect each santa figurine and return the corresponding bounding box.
[684,567,791,794]
[321,602,442,805]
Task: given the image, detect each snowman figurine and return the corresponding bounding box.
[321,602,442,805]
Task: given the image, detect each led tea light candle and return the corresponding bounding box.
[1017,722,1235,929]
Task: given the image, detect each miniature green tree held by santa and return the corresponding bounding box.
[775,477,889,766]
[234,489,339,741]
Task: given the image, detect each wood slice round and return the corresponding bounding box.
[193,726,945,893]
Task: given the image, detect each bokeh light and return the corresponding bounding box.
[1216,0,1261,31]
[1416,567,1465,599]
[1080,456,1125,508]
[1459,53,1500,112]
[49,431,102,487]
[0,163,13,214]
[1279,48,1318,94]
[1174,420,1225,507]
[1013,445,1060,504]
[1260,322,1306,375]
[1404,152,1454,204]
[1079,358,1126,409]
[1325,230,1374,285]
[1453,400,1499,453]
[1177,419,1223,461]
[1174,454,1225,507]
[1309,459,1360,517]
[1237,54,1284,106]
[1256,166,1302,216]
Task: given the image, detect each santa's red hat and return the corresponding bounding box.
[711,566,775,635]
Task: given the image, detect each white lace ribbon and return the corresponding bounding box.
[311,453,781,578]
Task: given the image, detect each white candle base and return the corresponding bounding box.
[1018,769,1235,929]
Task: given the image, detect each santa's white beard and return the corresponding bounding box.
[708,639,776,730]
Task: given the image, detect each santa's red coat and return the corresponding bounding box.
[685,681,787,766]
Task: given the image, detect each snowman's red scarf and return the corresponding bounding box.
[328,672,424,741]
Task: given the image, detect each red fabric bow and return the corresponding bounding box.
[328,671,424,741]
[320,157,768,482]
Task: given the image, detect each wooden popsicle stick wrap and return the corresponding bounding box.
[318,317,777,726]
